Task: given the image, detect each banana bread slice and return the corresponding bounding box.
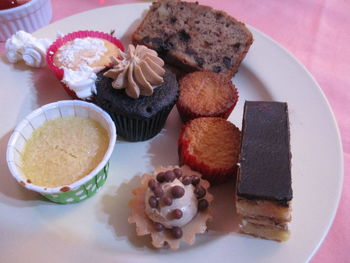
[132,0,253,78]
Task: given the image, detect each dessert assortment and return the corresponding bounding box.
[5,0,293,251]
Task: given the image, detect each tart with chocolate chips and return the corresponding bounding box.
[128,165,213,250]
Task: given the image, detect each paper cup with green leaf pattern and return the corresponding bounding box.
[6,100,116,204]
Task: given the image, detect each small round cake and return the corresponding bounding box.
[178,117,241,184]
[46,31,124,100]
[128,165,213,250]
[94,44,179,142]
[176,71,238,122]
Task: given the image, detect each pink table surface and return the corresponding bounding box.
[1,0,349,262]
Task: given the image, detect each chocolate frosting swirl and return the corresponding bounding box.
[104,44,165,99]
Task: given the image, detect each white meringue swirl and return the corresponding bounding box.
[5,30,52,68]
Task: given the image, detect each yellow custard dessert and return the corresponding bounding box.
[21,116,109,187]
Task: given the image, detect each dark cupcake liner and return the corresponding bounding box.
[108,103,176,142]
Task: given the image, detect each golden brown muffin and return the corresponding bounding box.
[178,117,241,184]
[176,71,238,122]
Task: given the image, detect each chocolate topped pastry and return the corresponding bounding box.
[236,101,293,242]
[237,101,292,205]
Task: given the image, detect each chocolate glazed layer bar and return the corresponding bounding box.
[236,101,293,242]
[237,101,292,204]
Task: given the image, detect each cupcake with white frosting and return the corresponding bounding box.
[128,165,213,250]
[46,31,124,100]
[94,44,179,141]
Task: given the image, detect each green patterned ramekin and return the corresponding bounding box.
[42,162,110,204]
[6,100,116,204]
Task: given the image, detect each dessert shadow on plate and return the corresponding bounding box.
[30,67,71,107]
[146,108,182,168]
[99,175,156,250]
[0,131,44,206]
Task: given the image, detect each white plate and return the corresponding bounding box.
[0,3,343,263]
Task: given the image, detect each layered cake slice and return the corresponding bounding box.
[236,101,293,242]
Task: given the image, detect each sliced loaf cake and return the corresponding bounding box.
[132,0,253,78]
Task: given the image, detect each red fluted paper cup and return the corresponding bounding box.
[46,30,124,100]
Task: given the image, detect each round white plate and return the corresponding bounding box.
[0,3,343,263]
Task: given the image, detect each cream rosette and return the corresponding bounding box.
[104,44,165,99]
[5,30,51,68]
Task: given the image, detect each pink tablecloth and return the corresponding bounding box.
[1,0,349,261]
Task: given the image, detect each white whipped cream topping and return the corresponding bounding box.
[5,30,52,68]
[61,64,97,99]
[56,37,108,99]
[145,179,198,228]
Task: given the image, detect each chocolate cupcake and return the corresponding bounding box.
[94,45,179,141]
